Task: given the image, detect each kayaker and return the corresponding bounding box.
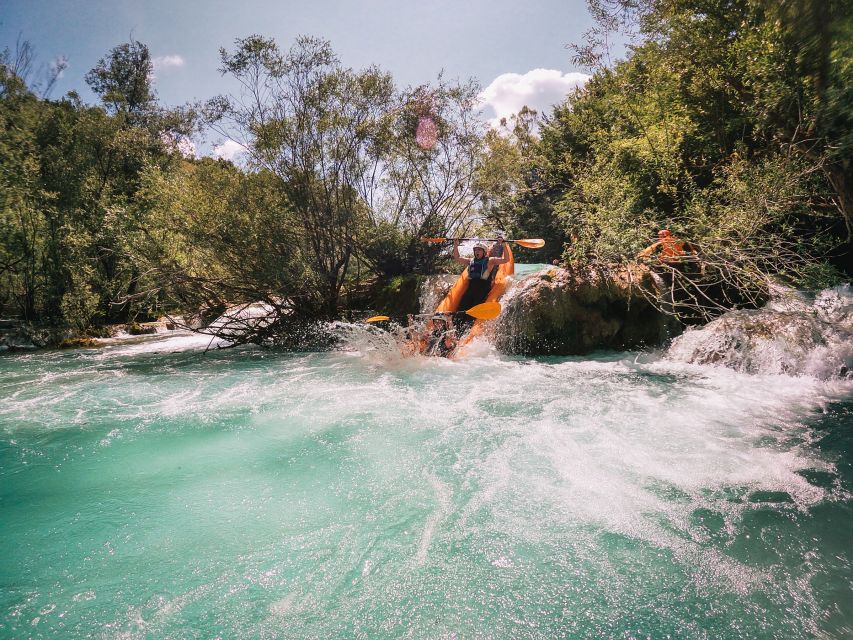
[407,313,457,357]
[452,238,510,312]
[638,229,703,313]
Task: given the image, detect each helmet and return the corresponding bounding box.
[658,229,672,238]
[472,243,487,254]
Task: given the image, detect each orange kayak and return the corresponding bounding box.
[434,243,514,347]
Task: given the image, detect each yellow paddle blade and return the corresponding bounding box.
[364,315,390,323]
[465,301,501,320]
[512,238,545,249]
[421,237,447,244]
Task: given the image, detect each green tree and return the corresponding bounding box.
[209,35,397,316]
[85,40,155,121]
[477,106,567,262]
[0,38,196,332]
[134,157,305,337]
[526,0,852,319]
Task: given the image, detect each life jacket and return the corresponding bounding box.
[467,256,492,281]
[659,238,687,265]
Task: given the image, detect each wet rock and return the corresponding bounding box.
[494,264,680,355]
[0,334,38,351]
[126,322,158,335]
[0,323,113,351]
[58,336,101,349]
[666,285,853,378]
[0,324,72,350]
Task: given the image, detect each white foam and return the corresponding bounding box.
[2,337,851,635]
[667,285,853,379]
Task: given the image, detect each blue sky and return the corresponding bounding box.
[1,0,600,154]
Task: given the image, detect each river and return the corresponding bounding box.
[1,319,851,638]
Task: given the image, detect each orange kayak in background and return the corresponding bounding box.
[434,243,514,348]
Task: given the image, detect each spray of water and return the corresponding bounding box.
[3,279,851,637]
[1,334,849,638]
[667,285,853,379]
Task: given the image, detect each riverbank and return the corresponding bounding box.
[0,314,206,353]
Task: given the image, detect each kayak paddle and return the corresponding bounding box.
[422,237,545,249]
[463,300,501,320]
[364,301,502,323]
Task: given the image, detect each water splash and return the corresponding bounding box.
[667,285,853,379]
[0,334,851,637]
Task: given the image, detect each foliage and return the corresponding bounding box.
[134,158,305,320]
[503,0,853,319]
[85,40,155,119]
[476,107,567,262]
[0,39,194,328]
[377,79,488,272]
[1,35,487,340]
[2,13,849,340]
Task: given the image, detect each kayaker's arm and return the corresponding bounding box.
[452,239,470,266]
[488,239,509,267]
[637,241,661,259]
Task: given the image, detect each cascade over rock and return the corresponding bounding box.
[666,285,853,378]
[493,264,680,355]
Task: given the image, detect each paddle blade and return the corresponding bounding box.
[465,301,501,320]
[512,238,545,249]
[364,315,390,323]
[421,237,447,244]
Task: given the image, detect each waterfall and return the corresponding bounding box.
[666,284,853,379]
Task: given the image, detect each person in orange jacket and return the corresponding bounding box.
[638,229,700,267]
[638,229,704,313]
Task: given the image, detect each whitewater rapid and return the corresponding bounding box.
[1,325,851,638]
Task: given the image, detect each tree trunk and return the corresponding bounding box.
[825,162,853,239]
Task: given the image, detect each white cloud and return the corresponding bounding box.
[479,69,590,128]
[152,55,185,71]
[213,139,246,162]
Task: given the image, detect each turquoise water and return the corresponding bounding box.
[1,332,851,639]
